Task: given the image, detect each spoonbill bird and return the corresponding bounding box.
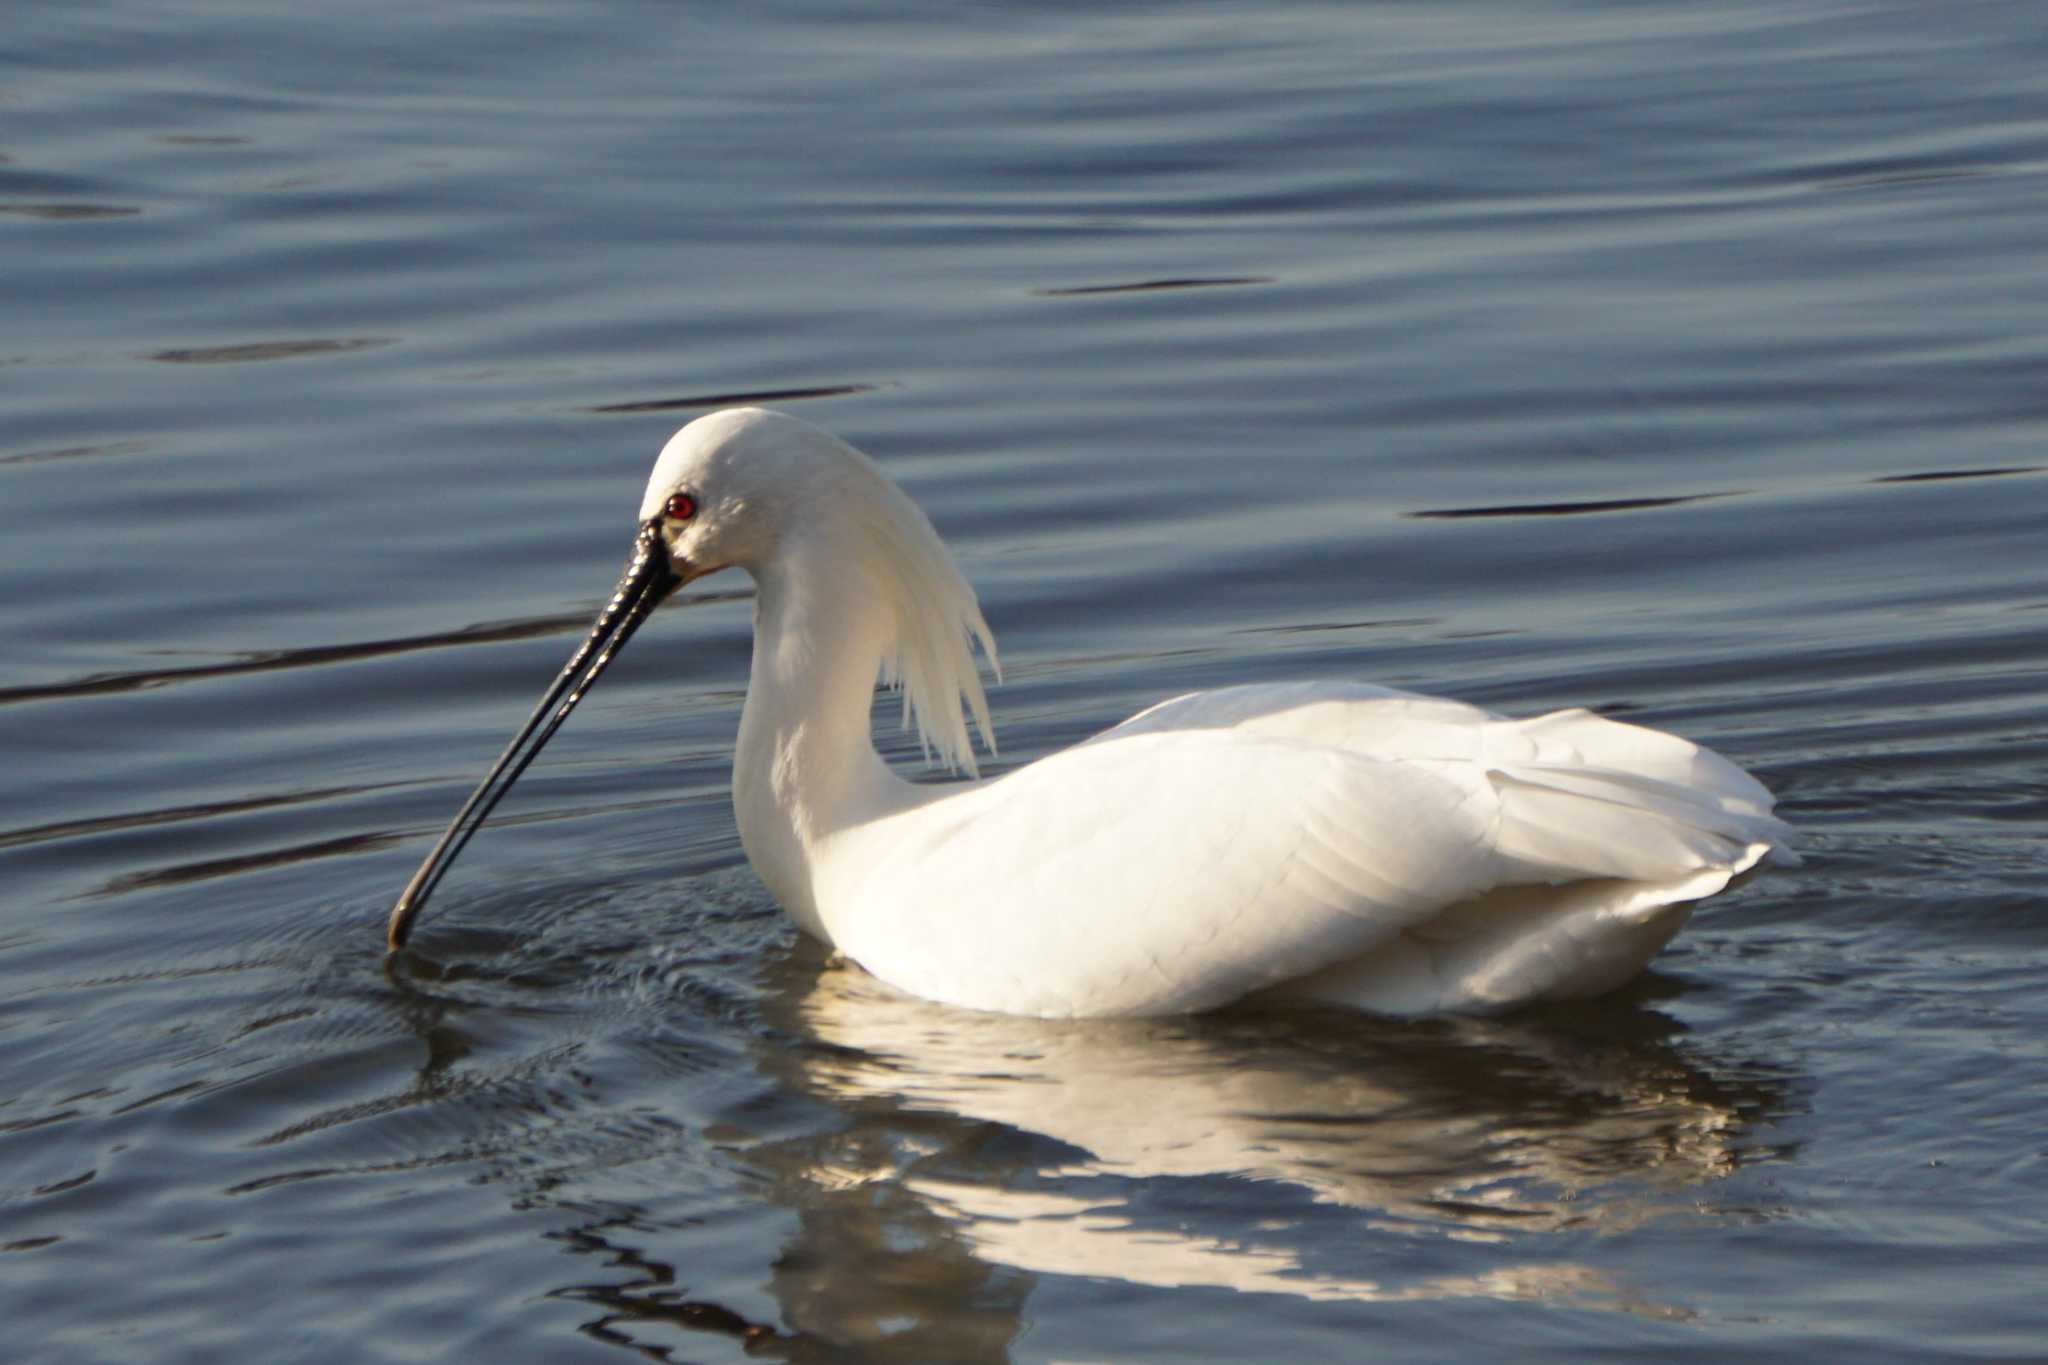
[386,407,1795,1016]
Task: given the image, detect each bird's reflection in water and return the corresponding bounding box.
[385,918,1799,1359]
[721,949,1800,1347]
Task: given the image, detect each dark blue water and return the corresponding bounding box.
[6,2,2047,1360]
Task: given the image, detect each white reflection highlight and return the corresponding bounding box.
[770,959,1782,1312]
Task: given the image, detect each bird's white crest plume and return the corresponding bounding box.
[837,440,1001,778]
[640,408,999,777]
[387,407,1796,1021]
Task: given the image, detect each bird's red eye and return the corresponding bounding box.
[664,492,699,522]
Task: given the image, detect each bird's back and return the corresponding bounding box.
[814,681,1794,1018]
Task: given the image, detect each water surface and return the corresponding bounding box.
[5,2,2048,1360]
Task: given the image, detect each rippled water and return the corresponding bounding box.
[6,2,2048,1360]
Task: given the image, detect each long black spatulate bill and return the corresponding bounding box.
[386,521,679,950]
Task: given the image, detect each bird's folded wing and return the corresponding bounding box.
[830,730,1518,1017]
[1099,680,1795,878]
[827,687,1792,1018]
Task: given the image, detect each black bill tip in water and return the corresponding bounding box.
[385,521,681,952]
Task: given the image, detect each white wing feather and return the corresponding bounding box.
[827,731,1499,1016]
[820,682,1794,1018]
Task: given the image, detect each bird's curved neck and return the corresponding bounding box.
[733,535,907,931]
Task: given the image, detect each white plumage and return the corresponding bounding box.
[389,406,1797,1017]
[822,682,1790,1016]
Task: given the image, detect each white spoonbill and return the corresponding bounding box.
[386,407,1796,1016]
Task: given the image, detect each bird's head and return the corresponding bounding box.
[384,407,997,952]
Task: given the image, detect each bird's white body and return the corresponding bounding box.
[627,408,1795,1018]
